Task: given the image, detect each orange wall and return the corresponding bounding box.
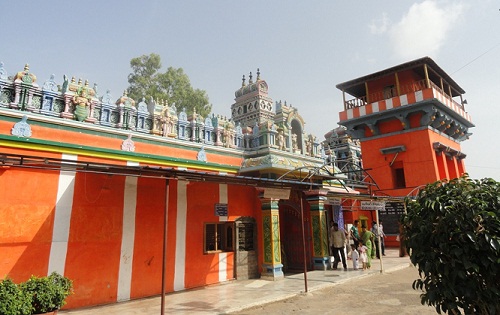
[361,128,465,193]
[0,150,264,309]
[361,129,436,191]
[184,181,219,288]
[130,176,166,299]
[0,167,59,282]
[64,173,125,307]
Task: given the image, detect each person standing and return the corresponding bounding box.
[329,222,347,270]
[360,225,374,269]
[379,220,386,256]
[358,242,368,271]
[371,221,381,259]
[350,220,360,247]
[350,244,359,270]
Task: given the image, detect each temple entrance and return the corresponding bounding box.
[279,199,312,273]
[235,217,259,280]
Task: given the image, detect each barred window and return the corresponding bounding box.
[204,222,234,253]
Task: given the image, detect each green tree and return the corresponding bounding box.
[401,175,500,315]
[127,53,212,117]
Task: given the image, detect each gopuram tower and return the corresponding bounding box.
[231,69,274,129]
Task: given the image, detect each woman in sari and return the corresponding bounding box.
[360,225,374,269]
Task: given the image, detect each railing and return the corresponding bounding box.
[428,80,465,111]
[343,79,464,111]
[345,96,367,109]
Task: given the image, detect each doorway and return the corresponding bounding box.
[279,199,312,272]
[235,217,259,279]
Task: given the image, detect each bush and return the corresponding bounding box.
[22,272,73,314]
[0,278,32,315]
[402,175,500,314]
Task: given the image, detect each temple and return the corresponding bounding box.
[0,56,473,310]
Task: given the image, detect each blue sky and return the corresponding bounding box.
[1,0,499,180]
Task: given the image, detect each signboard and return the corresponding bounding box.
[214,203,228,216]
[360,201,386,210]
[378,202,406,235]
[326,198,341,206]
[379,202,405,215]
[263,188,291,200]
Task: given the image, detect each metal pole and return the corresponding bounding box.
[300,192,308,293]
[161,179,170,315]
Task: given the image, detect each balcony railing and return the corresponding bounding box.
[343,79,465,111]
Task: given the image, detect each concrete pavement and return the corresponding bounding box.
[60,249,410,315]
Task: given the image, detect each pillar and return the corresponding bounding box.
[258,192,283,280]
[304,190,329,270]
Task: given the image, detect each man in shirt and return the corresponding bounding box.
[379,221,386,256]
[371,221,381,259]
[329,221,347,270]
[350,220,360,247]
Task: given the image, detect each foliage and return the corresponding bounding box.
[0,278,32,315]
[401,175,500,314]
[21,272,73,314]
[127,53,212,117]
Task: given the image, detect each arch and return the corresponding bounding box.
[290,119,303,152]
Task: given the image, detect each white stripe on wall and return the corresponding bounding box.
[400,94,408,106]
[219,184,228,281]
[117,162,139,301]
[174,181,188,291]
[48,154,77,275]
[219,184,228,222]
[386,98,393,109]
[347,108,353,119]
[359,105,366,116]
[415,90,423,102]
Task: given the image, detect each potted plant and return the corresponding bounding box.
[21,272,73,315]
[0,278,33,315]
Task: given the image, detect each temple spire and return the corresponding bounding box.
[241,75,246,87]
[257,68,260,80]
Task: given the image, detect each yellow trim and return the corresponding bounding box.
[0,140,238,174]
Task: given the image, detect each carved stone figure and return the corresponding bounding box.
[292,133,298,151]
[72,81,92,121]
[277,130,285,151]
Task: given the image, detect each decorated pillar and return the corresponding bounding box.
[304,190,329,270]
[258,190,283,280]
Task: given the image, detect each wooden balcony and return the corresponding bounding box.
[344,79,465,112]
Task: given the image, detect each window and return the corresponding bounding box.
[238,222,255,251]
[393,167,406,188]
[204,222,234,253]
[391,161,406,189]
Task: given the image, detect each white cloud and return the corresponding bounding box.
[390,0,464,60]
[369,12,389,34]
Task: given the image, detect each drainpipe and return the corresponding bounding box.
[161,179,170,315]
[300,192,308,292]
[376,209,384,273]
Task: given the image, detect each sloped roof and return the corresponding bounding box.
[336,56,465,97]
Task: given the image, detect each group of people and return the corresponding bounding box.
[328,219,386,271]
